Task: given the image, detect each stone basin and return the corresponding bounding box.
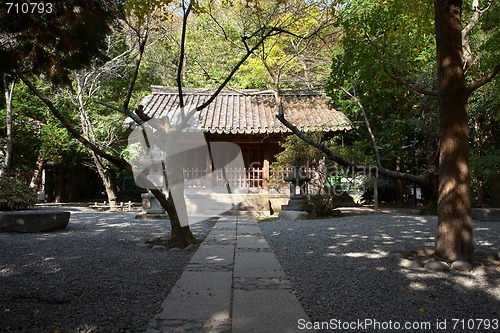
[0,210,70,233]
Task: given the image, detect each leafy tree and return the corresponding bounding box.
[0,0,117,84]
[278,0,499,261]
[4,0,333,247]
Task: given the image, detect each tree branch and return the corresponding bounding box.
[177,2,193,113]
[275,92,429,185]
[462,1,491,73]
[195,27,278,112]
[94,99,147,127]
[17,72,132,173]
[366,33,438,97]
[340,87,382,168]
[467,64,500,94]
[123,30,148,113]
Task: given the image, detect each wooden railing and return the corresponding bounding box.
[183,167,264,189]
[183,167,316,190]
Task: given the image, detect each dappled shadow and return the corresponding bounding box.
[0,211,214,332]
[261,214,499,332]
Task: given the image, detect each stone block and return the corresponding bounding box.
[0,210,70,233]
[234,252,285,278]
[153,271,232,321]
[424,261,450,271]
[451,260,474,272]
[278,210,309,221]
[232,289,312,333]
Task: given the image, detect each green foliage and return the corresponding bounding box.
[143,0,337,89]
[1,81,44,176]
[0,0,119,83]
[272,132,326,167]
[0,178,37,211]
[307,193,350,217]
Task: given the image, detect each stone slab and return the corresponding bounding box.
[189,244,235,266]
[237,224,262,235]
[234,252,285,278]
[213,221,237,230]
[237,235,270,249]
[232,289,314,333]
[278,210,309,221]
[204,229,236,243]
[152,271,232,321]
[0,211,70,232]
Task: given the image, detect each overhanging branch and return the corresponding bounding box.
[275,97,429,185]
[467,64,500,94]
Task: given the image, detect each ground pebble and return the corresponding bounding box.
[451,260,473,272]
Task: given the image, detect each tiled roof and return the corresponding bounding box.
[140,86,352,134]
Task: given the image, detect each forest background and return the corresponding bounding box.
[0,0,498,255]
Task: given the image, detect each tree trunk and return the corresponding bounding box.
[150,188,196,248]
[92,153,119,210]
[423,172,439,209]
[30,154,45,191]
[1,77,14,178]
[55,165,66,203]
[434,0,474,261]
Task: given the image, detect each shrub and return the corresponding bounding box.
[0,177,37,211]
[307,192,357,217]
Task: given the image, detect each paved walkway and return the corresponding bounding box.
[145,216,314,333]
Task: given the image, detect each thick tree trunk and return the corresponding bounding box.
[150,188,196,248]
[434,0,474,261]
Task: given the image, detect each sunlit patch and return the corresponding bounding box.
[344,250,388,259]
[409,282,427,291]
[0,268,14,277]
[204,256,225,262]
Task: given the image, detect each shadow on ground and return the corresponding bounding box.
[261,214,499,333]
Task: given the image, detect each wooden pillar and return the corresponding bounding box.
[262,138,270,190]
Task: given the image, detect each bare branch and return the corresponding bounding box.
[340,87,382,168]
[462,2,492,73]
[177,2,193,112]
[196,27,278,112]
[95,99,146,127]
[123,30,148,113]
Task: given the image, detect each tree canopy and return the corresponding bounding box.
[0,0,118,84]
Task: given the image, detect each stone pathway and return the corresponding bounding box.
[145,216,313,333]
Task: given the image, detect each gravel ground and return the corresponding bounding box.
[0,208,214,333]
[260,213,500,333]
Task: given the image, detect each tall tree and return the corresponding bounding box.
[434,0,498,261]
[0,76,14,177]
[278,0,499,261]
